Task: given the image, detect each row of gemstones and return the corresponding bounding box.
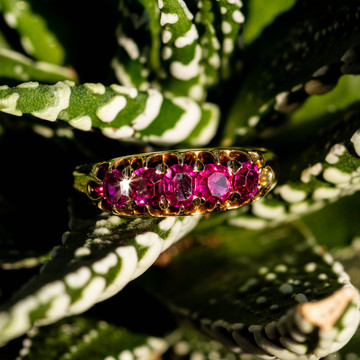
[98,161,260,209]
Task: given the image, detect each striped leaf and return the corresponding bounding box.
[243,0,296,46]
[322,319,360,360]
[112,0,245,101]
[146,224,359,359]
[112,0,156,90]
[0,81,219,146]
[0,48,77,83]
[0,0,66,64]
[215,0,245,79]
[17,317,169,360]
[0,209,199,346]
[223,0,360,143]
[226,105,360,230]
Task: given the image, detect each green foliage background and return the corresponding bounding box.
[0,0,359,359]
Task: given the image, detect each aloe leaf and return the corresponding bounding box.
[17,316,169,360]
[192,0,221,88]
[164,327,241,360]
[0,81,219,146]
[333,236,360,292]
[243,0,296,46]
[0,30,11,49]
[112,1,155,90]
[0,207,199,345]
[112,0,245,100]
[226,105,360,230]
[156,0,204,100]
[223,0,360,143]
[323,328,360,360]
[214,0,245,80]
[300,192,360,251]
[138,0,162,73]
[291,75,360,126]
[0,48,77,83]
[146,224,359,359]
[0,0,66,64]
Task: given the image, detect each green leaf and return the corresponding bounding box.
[226,105,360,230]
[138,0,162,73]
[215,0,245,80]
[0,81,219,146]
[112,1,155,90]
[243,0,296,46]
[323,324,360,360]
[291,75,360,126]
[222,0,360,143]
[333,236,360,292]
[18,316,169,360]
[0,48,77,83]
[113,0,245,101]
[0,0,66,64]
[0,208,199,346]
[0,30,11,49]
[165,327,240,360]
[300,192,360,251]
[146,224,360,358]
[194,0,221,87]
[155,0,204,99]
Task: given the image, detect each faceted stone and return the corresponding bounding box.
[196,164,233,203]
[93,185,104,198]
[103,169,131,207]
[233,162,259,199]
[130,168,163,206]
[163,164,197,207]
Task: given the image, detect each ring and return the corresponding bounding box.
[73,148,276,217]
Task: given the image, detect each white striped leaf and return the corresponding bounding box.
[18,317,170,360]
[0,211,199,346]
[226,108,360,230]
[0,0,66,64]
[0,81,219,146]
[223,0,360,143]
[147,224,359,359]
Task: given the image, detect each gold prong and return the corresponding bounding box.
[227,158,242,173]
[122,166,133,179]
[259,166,275,188]
[159,197,170,210]
[125,199,137,210]
[248,151,265,168]
[193,160,204,172]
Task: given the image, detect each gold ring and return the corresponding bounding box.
[73,148,276,217]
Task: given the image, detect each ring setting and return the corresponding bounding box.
[74,148,276,217]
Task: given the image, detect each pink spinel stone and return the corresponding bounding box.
[196,164,233,202]
[130,168,163,206]
[103,169,131,207]
[163,164,197,207]
[233,162,259,199]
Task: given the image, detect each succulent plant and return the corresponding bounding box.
[0,0,359,359]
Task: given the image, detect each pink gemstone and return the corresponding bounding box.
[130,168,163,206]
[196,164,233,202]
[94,185,104,197]
[233,162,259,199]
[163,164,197,207]
[103,169,131,207]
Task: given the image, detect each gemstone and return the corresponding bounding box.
[130,168,163,206]
[94,185,104,197]
[103,169,131,207]
[163,164,197,207]
[196,164,233,202]
[233,162,259,199]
